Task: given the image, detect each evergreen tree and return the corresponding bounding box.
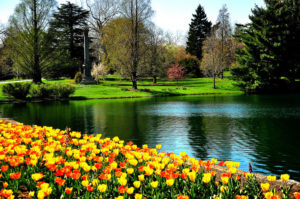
[49,2,89,76]
[232,0,300,92]
[186,4,212,60]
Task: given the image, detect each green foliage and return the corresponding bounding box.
[178,55,202,77]
[29,84,75,99]
[7,0,56,83]
[74,72,83,84]
[186,4,212,60]
[232,0,300,92]
[48,2,89,77]
[2,83,31,99]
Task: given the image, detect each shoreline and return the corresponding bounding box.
[0,92,242,104]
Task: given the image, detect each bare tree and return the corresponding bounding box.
[120,0,153,89]
[201,23,222,89]
[84,0,121,62]
[145,24,166,84]
[216,4,232,79]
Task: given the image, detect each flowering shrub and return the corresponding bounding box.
[167,64,185,83]
[0,120,297,199]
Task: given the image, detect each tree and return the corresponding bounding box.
[144,25,166,84]
[186,4,212,60]
[216,4,233,79]
[231,0,300,92]
[85,0,121,63]
[178,54,201,77]
[201,24,222,89]
[120,0,153,89]
[167,64,185,84]
[49,2,89,75]
[8,0,56,83]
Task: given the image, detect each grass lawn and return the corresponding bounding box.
[0,76,243,101]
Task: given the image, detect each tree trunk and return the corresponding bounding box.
[153,76,157,84]
[213,73,216,89]
[221,71,224,79]
[131,72,137,90]
[32,0,42,84]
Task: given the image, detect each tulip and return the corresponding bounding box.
[65,187,73,194]
[127,187,134,194]
[135,194,143,199]
[138,174,144,181]
[133,181,141,188]
[267,175,277,182]
[166,178,174,186]
[280,174,289,181]
[97,184,107,193]
[260,183,270,192]
[150,181,159,188]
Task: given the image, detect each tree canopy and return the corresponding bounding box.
[186,4,212,60]
[231,0,300,92]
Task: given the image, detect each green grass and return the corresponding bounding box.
[0,76,243,101]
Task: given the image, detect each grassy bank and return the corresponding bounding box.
[0,76,243,101]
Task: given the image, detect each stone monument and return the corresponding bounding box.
[80,27,97,85]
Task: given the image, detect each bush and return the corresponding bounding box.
[52,84,76,98]
[29,84,52,99]
[2,83,31,99]
[178,55,202,77]
[30,84,75,99]
[74,72,83,84]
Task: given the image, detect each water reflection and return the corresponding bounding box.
[0,94,299,180]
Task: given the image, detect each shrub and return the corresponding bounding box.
[2,83,31,99]
[167,64,185,84]
[52,84,76,98]
[29,84,52,99]
[29,84,75,99]
[74,72,83,84]
[178,55,202,77]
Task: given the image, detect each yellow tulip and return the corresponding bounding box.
[260,183,270,192]
[156,144,162,150]
[135,193,143,199]
[188,171,197,182]
[166,178,174,186]
[127,187,134,194]
[138,174,144,181]
[97,184,107,193]
[127,168,134,174]
[267,175,277,182]
[280,174,289,181]
[221,176,229,184]
[133,181,141,188]
[202,173,211,183]
[150,181,159,188]
[82,180,89,187]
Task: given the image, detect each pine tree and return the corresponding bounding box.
[49,2,89,76]
[186,4,212,60]
[232,0,300,92]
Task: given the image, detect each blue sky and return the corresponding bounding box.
[0,0,264,39]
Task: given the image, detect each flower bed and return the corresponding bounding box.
[0,120,299,199]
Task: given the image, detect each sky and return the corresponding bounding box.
[0,0,265,43]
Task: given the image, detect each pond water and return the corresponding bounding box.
[1,94,300,180]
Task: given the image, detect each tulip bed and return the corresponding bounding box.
[0,120,299,199]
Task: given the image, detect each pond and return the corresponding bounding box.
[1,94,300,180]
